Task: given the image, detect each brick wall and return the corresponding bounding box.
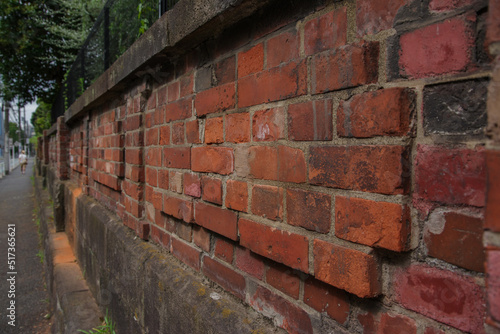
[40,0,500,332]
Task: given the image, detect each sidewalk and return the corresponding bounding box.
[0,159,52,333]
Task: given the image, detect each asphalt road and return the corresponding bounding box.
[0,159,51,333]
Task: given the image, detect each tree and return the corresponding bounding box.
[31,99,52,137]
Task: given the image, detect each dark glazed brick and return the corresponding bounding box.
[423,79,488,136]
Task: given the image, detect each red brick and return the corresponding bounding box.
[487,249,500,322]
[191,147,234,175]
[145,128,158,145]
[303,277,349,324]
[267,30,299,68]
[145,147,162,167]
[312,41,379,94]
[356,0,407,36]
[379,313,417,334]
[195,83,236,116]
[215,237,234,263]
[238,60,307,108]
[252,107,285,142]
[180,74,193,98]
[194,202,238,240]
[429,0,478,11]
[125,131,143,147]
[313,240,380,298]
[214,56,236,85]
[415,145,486,206]
[357,312,377,334]
[398,16,475,79]
[424,327,446,334]
[335,197,410,252]
[287,188,331,233]
[337,88,415,138]
[159,125,170,145]
[124,114,142,131]
[235,247,265,280]
[172,122,185,145]
[163,147,191,169]
[193,226,210,252]
[171,237,200,271]
[125,148,142,165]
[247,146,278,180]
[486,0,500,47]
[175,221,192,242]
[125,165,144,183]
[135,221,150,240]
[162,195,193,223]
[425,210,484,272]
[394,264,485,333]
[486,150,500,232]
[167,81,180,103]
[239,218,308,272]
[238,43,264,78]
[165,97,192,122]
[226,112,250,143]
[309,145,408,195]
[201,177,222,205]
[288,99,333,141]
[249,286,313,334]
[225,180,248,212]
[266,264,300,299]
[203,257,246,300]
[278,146,306,183]
[252,185,283,221]
[304,7,347,55]
[205,117,224,144]
[158,169,169,190]
[184,173,201,198]
[186,119,201,144]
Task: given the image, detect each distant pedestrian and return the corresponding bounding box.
[19,150,28,175]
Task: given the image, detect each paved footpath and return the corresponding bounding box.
[0,159,51,333]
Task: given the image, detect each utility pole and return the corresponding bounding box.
[3,101,10,174]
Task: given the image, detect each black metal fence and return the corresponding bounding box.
[52,0,179,123]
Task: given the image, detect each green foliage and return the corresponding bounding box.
[30,99,52,137]
[8,122,19,143]
[36,250,44,264]
[79,310,116,334]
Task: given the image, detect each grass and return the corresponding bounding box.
[78,310,116,334]
[36,250,45,264]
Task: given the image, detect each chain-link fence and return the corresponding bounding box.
[52,0,179,123]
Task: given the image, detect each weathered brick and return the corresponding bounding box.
[162,195,193,223]
[215,237,234,264]
[397,15,475,79]
[338,88,415,138]
[309,145,408,194]
[313,240,380,298]
[487,248,500,322]
[169,171,183,193]
[312,41,379,94]
[214,56,236,85]
[205,117,224,144]
[335,197,411,252]
[238,43,264,78]
[356,0,407,36]
[145,147,162,167]
[415,145,486,206]
[252,185,284,221]
[235,247,265,280]
[304,277,349,324]
[145,167,157,187]
[288,99,333,141]
[266,264,300,299]
[145,128,159,145]
[423,80,488,136]
[184,173,201,198]
[249,286,313,334]
[163,147,191,169]
[194,202,238,240]
[429,0,478,12]
[247,146,278,180]
[175,221,192,242]
[159,124,170,145]
[486,0,500,47]
[239,218,308,272]
[195,83,236,116]
[193,226,211,252]
[171,237,200,271]
[267,30,299,68]
[172,122,185,145]
[252,107,285,142]
[425,209,484,272]
[191,147,234,175]
[238,60,307,108]
[379,313,417,334]
[394,264,485,333]
[226,112,250,143]
[225,179,248,212]
[278,146,306,183]
[304,7,347,55]
[203,256,246,300]
[186,119,201,144]
[158,169,169,190]
[165,97,192,122]
[486,150,500,232]
[125,148,142,165]
[167,81,180,103]
[287,188,331,233]
[201,176,222,205]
